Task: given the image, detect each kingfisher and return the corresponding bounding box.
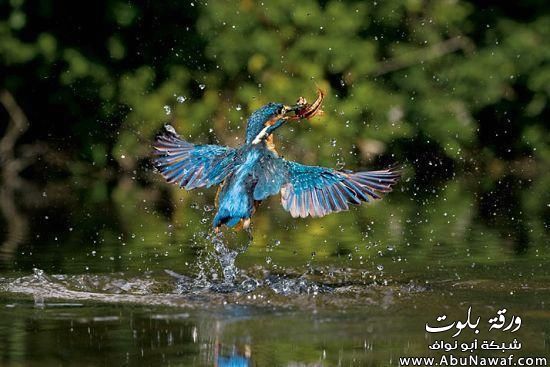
[153,91,400,231]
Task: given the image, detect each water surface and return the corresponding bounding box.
[0,177,548,366]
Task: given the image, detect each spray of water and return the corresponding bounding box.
[209,231,239,284]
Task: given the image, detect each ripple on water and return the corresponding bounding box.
[0,267,433,310]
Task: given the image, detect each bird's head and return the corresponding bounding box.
[245,90,324,145]
[245,102,293,145]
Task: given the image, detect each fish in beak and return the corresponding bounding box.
[287,89,325,120]
[251,90,325,145]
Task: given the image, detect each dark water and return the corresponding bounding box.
[0,176,549,366]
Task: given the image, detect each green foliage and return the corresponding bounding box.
[1,0,547,166]
[0,0,548,267]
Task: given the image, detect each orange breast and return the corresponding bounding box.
[264,116,280,154]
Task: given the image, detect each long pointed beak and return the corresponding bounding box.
[286,104,302,112]
[279,104,301,121]
[279,105,300,117]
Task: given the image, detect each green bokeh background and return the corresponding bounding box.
[0,0,548,273]
[1,2,550,366]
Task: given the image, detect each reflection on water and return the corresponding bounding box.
[0,280,549,366]
[0,169,548,365]
[2,173,548,277]
[215,344,251,367]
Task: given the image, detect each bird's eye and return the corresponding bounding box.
[277,106,286,115]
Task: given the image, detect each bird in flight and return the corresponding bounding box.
[153,90,400,231]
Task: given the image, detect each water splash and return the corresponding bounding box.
[0,238,436,308]
[0,266,442,311]
[264,275,332,296]
[162,230,337,296]
[210,231,239,285]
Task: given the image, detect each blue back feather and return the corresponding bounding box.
[213,147,261,227]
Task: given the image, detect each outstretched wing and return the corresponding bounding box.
[153,127,237,190]
[280,161,400,218]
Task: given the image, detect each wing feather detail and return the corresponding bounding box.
[153,127,237,190]
[280,161,400,218]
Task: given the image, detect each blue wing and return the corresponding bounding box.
[253,153,288,201]
[153,127,237,190]
[279,161,400,218]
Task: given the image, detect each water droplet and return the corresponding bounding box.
[376,264,384,271]
[176,96,186,103]
[235,104,242,111]
[199,84,206,90]
[163,105,171,115]
[164,124,177,134]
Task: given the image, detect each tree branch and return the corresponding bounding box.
[0,89,29,163]
[373,36,474,76]
[0,89,31,259]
